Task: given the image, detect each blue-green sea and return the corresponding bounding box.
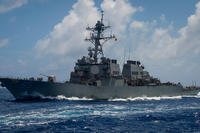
[0,87,200,132]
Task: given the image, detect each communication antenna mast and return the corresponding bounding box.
[85,10,117,63]
[128,48,131,60]
[101,10,104,24]
[123,48,126,65]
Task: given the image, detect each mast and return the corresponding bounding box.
[85,11,117,63]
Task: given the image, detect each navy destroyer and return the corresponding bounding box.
[0,11,199,100]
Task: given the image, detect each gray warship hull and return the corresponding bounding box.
[0,78,199,100]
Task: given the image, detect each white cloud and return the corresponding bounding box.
[35,0,99,57]
[176,1,200,56]
[131,21,144,29]
[100,0,142,59]
[0,0,28,13]
[0,38,9,48]
[133,25,177,60]
[131,1,200,61]
[101,0,140,34]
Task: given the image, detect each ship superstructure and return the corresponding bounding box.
[70,11,160,87]
[70,11,123,86]
[122,60,160,86]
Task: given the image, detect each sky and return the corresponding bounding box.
[0,0,200,86]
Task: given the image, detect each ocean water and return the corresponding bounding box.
[0,87,200,132]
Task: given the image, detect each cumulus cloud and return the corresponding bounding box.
[177,1,200,56]
[0,38,9,48]
[35,0,99,57]
[131,21,145,29]
[101,0,136,34]
[132,24,177,60]
[0,0,28,13]
[131,1,200,61]
[100,0,141,58]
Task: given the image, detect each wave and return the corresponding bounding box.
[56,95,93,100]
[109,93,200,101]
[41,95,184,101]
[108,96,183,101]
[40,95,200,102]
[41,95,94,101]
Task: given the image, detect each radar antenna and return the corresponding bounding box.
[85,10,117,63]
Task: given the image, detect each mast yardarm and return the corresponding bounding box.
[85,11,117,63]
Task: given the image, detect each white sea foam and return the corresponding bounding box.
[109,96,183,101]
[41,95,93,101]
[56,95,93,100]
[40,94,200,101]
[108,98,128,101]
[182,95,200,98]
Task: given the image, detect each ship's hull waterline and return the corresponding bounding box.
[0,78,199,100]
